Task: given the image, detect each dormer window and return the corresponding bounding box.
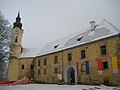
[77,35,83,41]
[54,44,59,49]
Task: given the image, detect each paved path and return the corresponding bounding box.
[0,84,119,90]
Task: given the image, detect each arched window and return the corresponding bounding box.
[22,65,24,69]
[15,36,18,43]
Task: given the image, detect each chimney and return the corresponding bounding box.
[89,21,96,31]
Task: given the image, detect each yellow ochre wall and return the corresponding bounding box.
[34,36,120,86]
[8,27,23,81]
[18,58,34,80]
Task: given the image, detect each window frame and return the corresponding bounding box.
[102,61,108,69]
[77,35,83,41]
[15,36,18,43]
[31,65,34,69]
[81,50,86,59]
[54,55,58,64]
[38,59,40,66]
[22,65,24,69]
[100,45,107,55]
[68,52,72,61]
[54,67,58,74]
[44,57,47,65]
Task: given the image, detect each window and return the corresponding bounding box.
[102,61,108,69]
[54,68,58,74]
[38,59,40,66]
[43,69,46,74]
[54,44,59,49]
[38,70,40,75]
[21,47,23,53]
[81,50,86,59]
[15,36,18,43]
[77,36,83,41]
[22,65,24,69]
[54,56,58,64]
[44,58,47,65]
[31,65,34,69]
[100,45,107,55]
[68,53,72,61]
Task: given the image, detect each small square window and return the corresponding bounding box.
[81,50,86,59]
[102,61,108,69]
[68,53,72,61]
[100,45,107,55]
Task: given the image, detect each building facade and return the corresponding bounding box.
[34,20,120,86]
[7,13,120,86]
[18,48,38,80]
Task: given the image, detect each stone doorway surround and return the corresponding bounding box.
[64,65,77,84]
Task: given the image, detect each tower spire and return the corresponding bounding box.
[13,11,22,29]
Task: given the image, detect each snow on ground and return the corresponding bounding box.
[0,84,120,90]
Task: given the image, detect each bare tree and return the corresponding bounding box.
[0,11,11,81]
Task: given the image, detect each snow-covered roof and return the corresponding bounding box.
[37,19,120,56]
[18,48,39,58]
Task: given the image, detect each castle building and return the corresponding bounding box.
[8,13,120,86]
[34,19,120,86]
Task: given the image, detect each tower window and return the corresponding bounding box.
[15,36,18,43]
[100,45,107,55]
[81,50,86,59]
[21,47,23,53]
[22,65,24,69]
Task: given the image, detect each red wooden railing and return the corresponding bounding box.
[0,80,32,86]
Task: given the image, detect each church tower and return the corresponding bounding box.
[11,12,23,56]
[8,12,23,80]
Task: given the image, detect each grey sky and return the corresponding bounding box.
[1,0,120,49]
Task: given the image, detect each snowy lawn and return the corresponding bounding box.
[0,84,120,90]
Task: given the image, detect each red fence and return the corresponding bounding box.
[0,80,32,86]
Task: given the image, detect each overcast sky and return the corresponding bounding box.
[1,0,120,49]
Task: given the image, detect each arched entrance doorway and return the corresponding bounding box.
[67,67,75,84]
